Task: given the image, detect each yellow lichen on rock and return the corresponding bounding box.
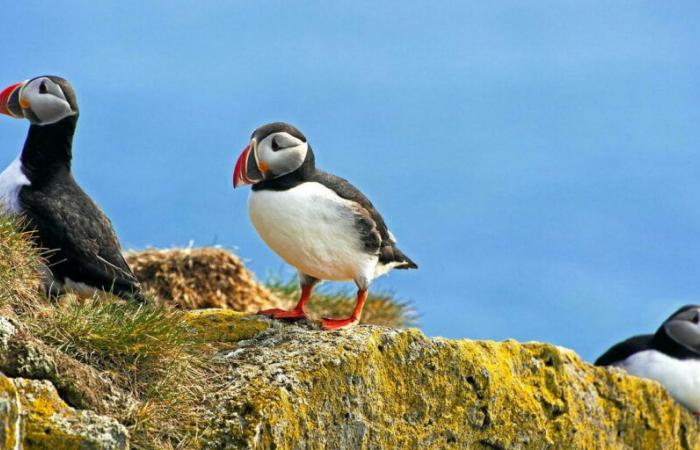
[0,372,20,450]
[13,377,128,450]
[184,309,270,343]
[199,320,700,449]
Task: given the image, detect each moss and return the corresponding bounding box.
[184,309,269,343]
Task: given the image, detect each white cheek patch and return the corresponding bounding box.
[28,94,75,125]
[258,134,308,177]
[22,80,75,125]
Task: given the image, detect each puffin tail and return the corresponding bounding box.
[382,245,418,270]
[394,251,418,270]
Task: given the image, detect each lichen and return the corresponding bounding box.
[13,377,128,450]
[195,318,700,449]
[184,309,270,343]
[0,372,19,450]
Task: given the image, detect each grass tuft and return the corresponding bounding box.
[26,296,221,449]
[267,276,417,328]
[0,214,44,312]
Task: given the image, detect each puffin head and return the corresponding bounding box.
[0,76,78,126]
[658,304,700,356]
[233,122,308,188]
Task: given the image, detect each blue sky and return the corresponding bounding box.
[1,1,699,360]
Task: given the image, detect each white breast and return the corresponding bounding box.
[248,182,378,284]
[0,155,30,214]
[618,350,700,412]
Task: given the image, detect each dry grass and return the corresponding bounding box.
[126,247,284,312]
[267,276,417,328]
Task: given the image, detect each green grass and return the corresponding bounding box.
[25,296,221,449]
[266,276,417,328]
[0,215,43,311]
[0,213,223,449]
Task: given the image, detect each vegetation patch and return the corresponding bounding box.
[0,215,43,312]
[0,216,416,448]
[24,296,222,449]
[126,247,283,312]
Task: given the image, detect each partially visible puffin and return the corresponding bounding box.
[0,76,143,301]
[233,122,417,330]
[595,305,700,414]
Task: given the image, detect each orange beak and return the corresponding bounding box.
[0,81,27,119]
[233,139,265,188]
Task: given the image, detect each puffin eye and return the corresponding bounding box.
[692,313,699,324]
[271,137,281,152]
[39,81,48,94]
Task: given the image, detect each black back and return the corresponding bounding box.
[596,304,700,365]
[594,334,652,366]
[17,115,142,301]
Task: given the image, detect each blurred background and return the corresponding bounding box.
[1,1,698,360]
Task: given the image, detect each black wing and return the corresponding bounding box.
[594,334,652,366]
[312,170,417,269]
[19,176,143,300]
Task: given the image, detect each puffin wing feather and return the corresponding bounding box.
[19,179,142,299]
[312,171,417,269]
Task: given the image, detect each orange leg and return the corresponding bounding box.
[259,285,312,320]
[321,289,367,330]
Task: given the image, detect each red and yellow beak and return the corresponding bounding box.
[0,81,28,119]
[233,139,266,188]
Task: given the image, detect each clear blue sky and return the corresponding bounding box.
[1,1,698,360]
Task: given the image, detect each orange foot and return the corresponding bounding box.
[320,317,359,330]
[258,308,308,320]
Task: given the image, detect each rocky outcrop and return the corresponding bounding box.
[190,313,700,450]
[0,307,697,449]
[1,217,698,449]
[0,372,127,449]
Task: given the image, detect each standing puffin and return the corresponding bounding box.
[595,305,700,414]
[0,76,143,301]
[233,122,417,330]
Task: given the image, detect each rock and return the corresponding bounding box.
[0,372,128,449]
[185,309,270,343]
[0,372,20,449]
[189,313,700,449]
[126,247,285,312]
[0,313,133,416]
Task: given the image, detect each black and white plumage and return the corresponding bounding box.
[0,76,143,301]
[595,305,700,414]
[233,122,416,329]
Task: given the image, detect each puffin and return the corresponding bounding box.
[0,75,143,301]
[595,305,700,414]
[233,122,417,330]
